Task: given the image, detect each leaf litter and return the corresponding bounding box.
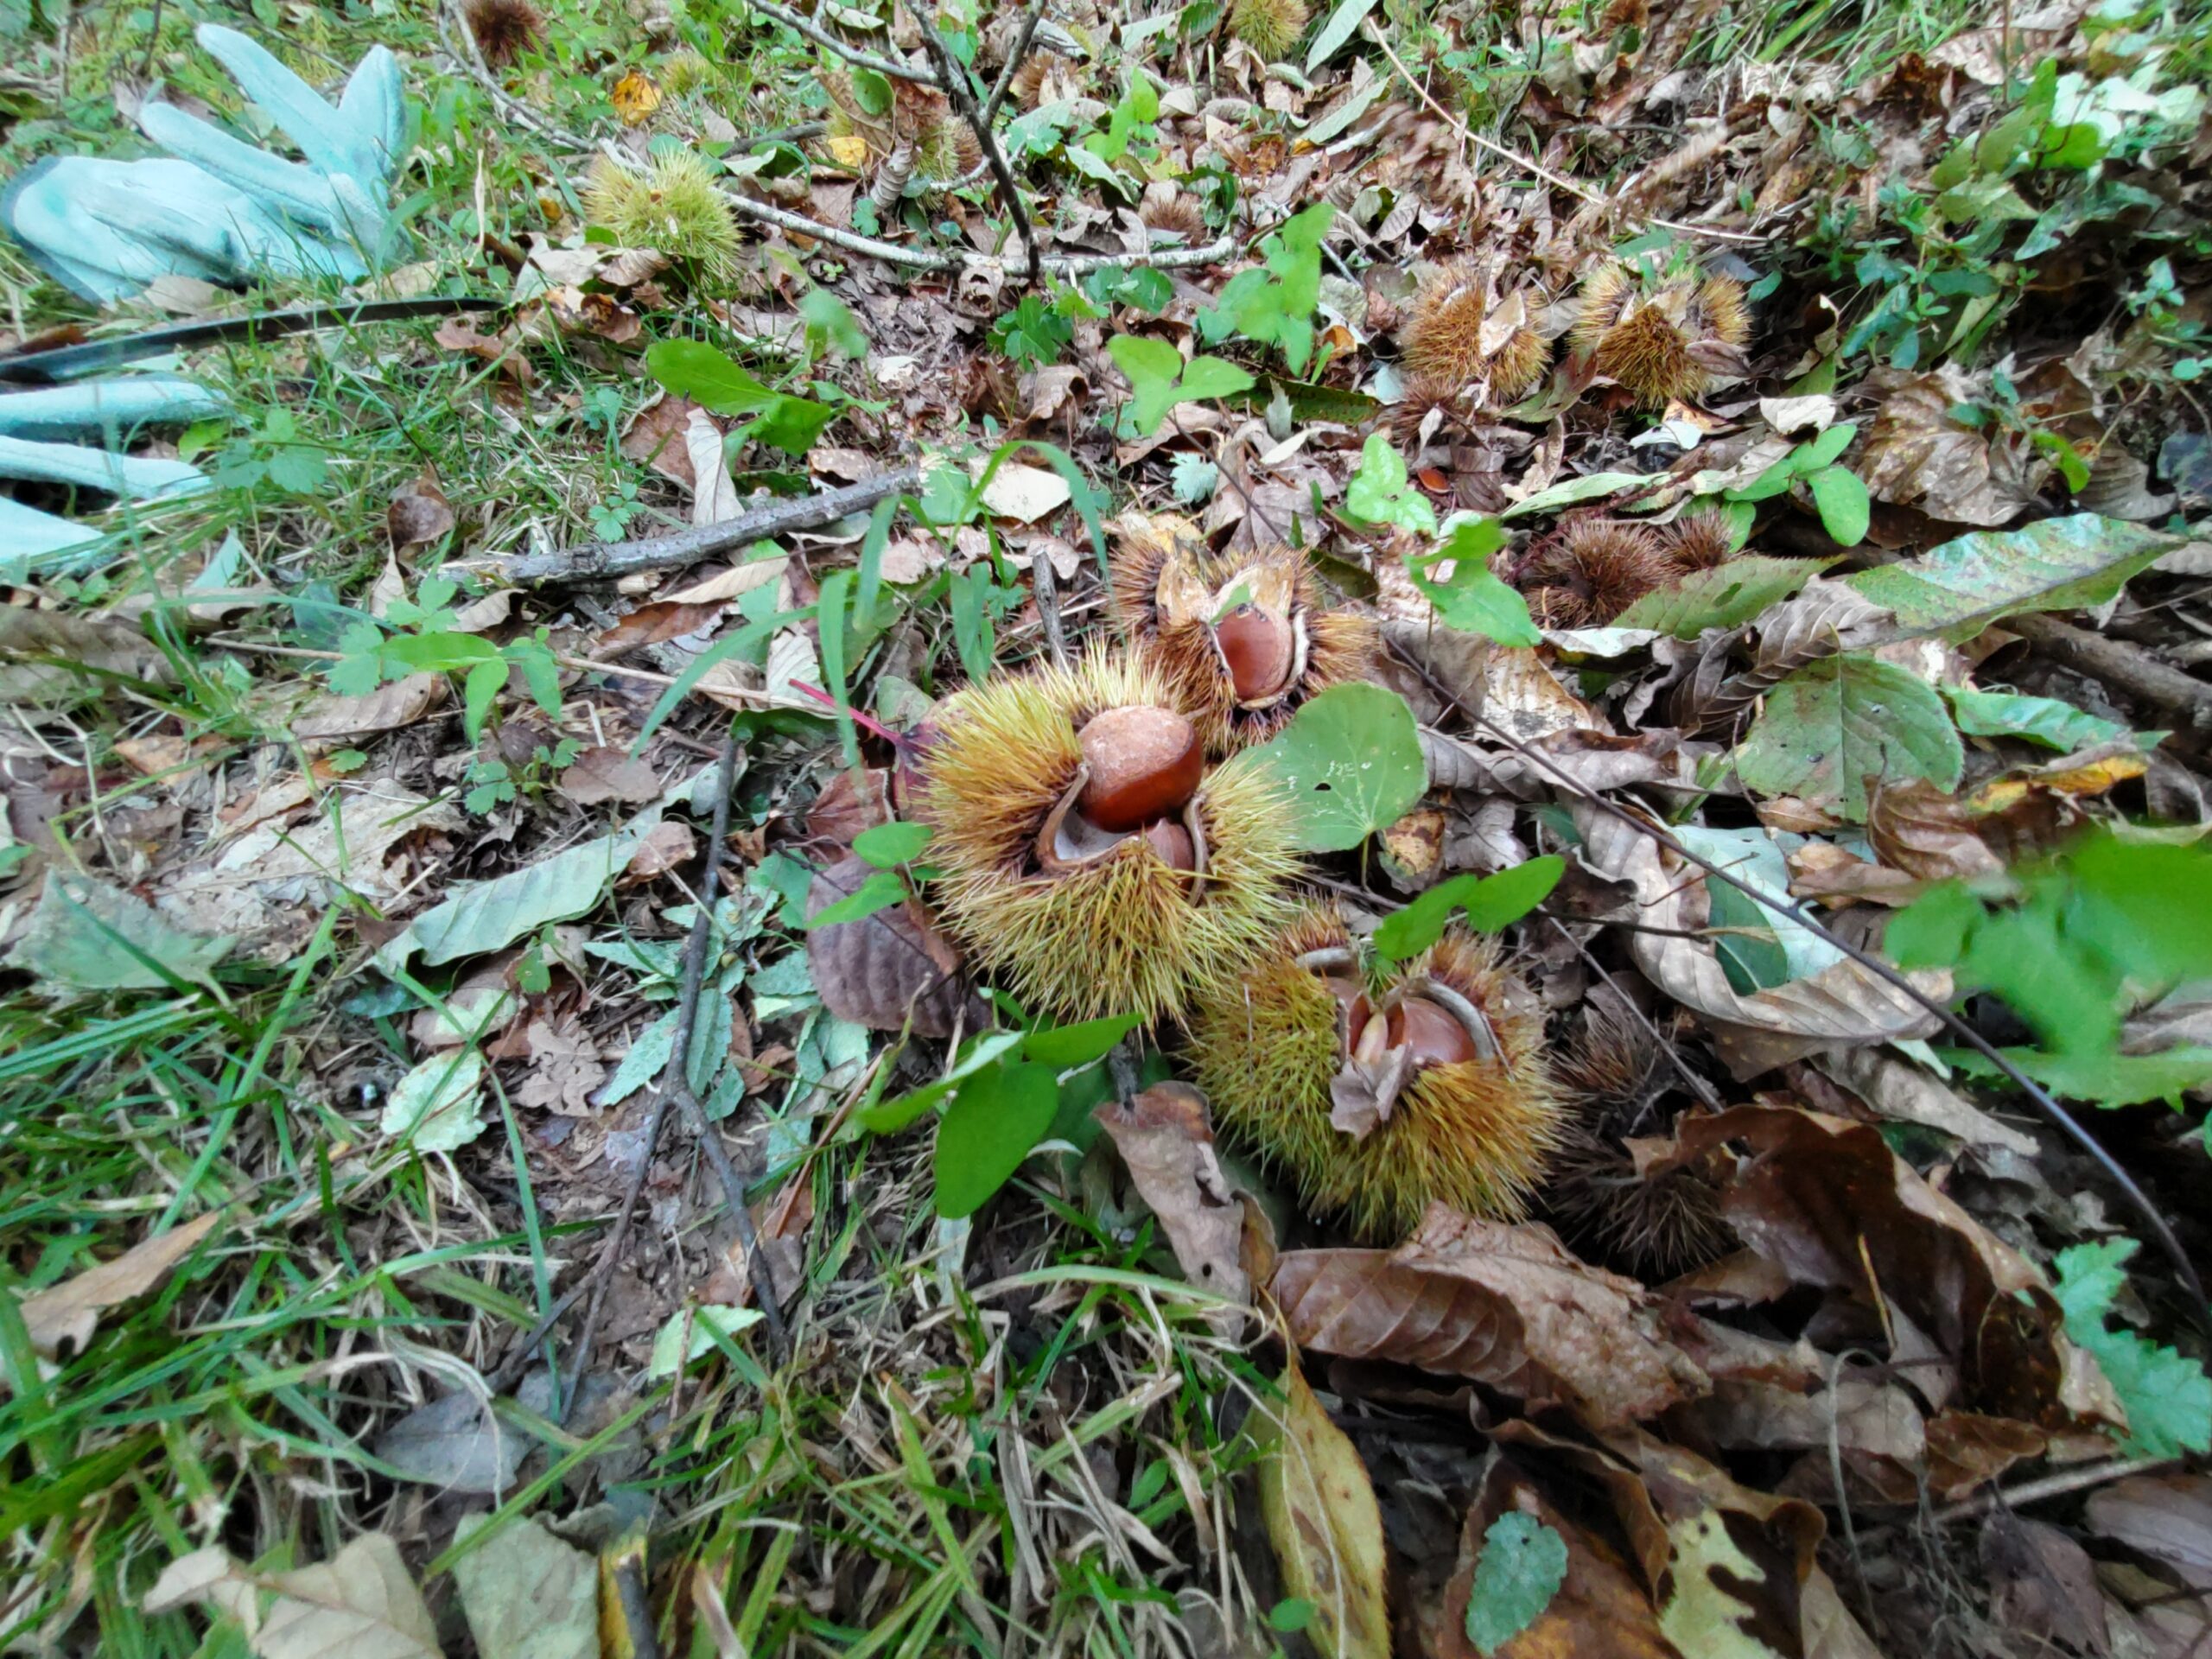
[4,0,2212,1655]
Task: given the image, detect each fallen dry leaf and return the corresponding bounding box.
[19,1210,220,1360]
[804,855,977,1038]
[0,608,174,704]
[558,745,663,806]
[619,819,696,885]
[1269,1205,1711,1427]
[1857,365,2045,527]
[291,675,448,741]
[621,393,707,489]
[387,471,455,551]
[1253,1354,1390,1659]
[2088,1475,2212,1591]
[1095,1082,1250,1307]
[511,1019,607,1116]
[688,407,744,525]
[147,1532,444,1659]
[1649,1105,2124,1433]
[592,600,725,656]
[1981,1512,2111,1656]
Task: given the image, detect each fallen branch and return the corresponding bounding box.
[981,0,1052,126]
[742,0,937,85]
[474,465,922,587]
[912,4,1040,285]
[2006,611,2212,730]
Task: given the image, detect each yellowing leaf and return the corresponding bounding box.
[612,69,663,124]
[1254,1356,1390,1659]
[826,132,871,168]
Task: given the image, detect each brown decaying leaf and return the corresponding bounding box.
[557,745,663,806]
[1648,1105,2124,1433]
[591,600,725,657]
[2088,1476,2212,1592]
[21,1210,220,1360]
[1094,1083,1251,1307]
[1252,1355,1391,1659]
[1856,365,2047,527]
[0,608,175,704]
[800,766,892,850]
[1268,1204,1712,1427]
[291,674,448,740]
[511,1019,607,1116]
[618,820,696,886]
[1981,1512,2112,1657]
[386,472,455,551]
[1573,803,1947,1070]
[804,855,976,1038]
[620,392,708,489]
[1811,1046,2037,1155]
[1670,576,1892,737]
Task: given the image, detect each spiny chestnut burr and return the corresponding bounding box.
[1571,257,1751,409]
[1110,515,1376,754]
[1185,906,1564,1243]
[1077,705,1204,831]
[1401,264,1551,404]
[914,649,1298,1024]
[1516,517,1674,629]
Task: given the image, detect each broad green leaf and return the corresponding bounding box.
[933,1059,1060,1217]
[853,821,934,867]
[1808,465,1870,546]
[1612,555,1828,637]
[1178,355,1257,403]
[1024,1010,1142,1068]
[378,827,650,970]
[462,657,505,744]
[380,1051,488,1154]
[1733,653,1963,821]
[14,874,232,994]
[1465,1512,1568,1656]
[1410,517,1541,645]
[1845,513,2177,643]
[1951,1044,2212,1109]
[1671,824,1843,984]
[1371,857,1565,963]
[1243,683,1427,853]
[1945,686,2128,751]
[855,1029,1027,1134]
[645,339,776,413]
[380,631,501,674]
[950,563,997,683]
[802,868,907,929]
[798,287,868,359]
[2052,1238,2212,1457]
[1801,422,1859,470]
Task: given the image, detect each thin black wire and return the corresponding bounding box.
[1387,637,2210,1317]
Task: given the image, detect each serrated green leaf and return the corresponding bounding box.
[1344,434,1436,534]
[1733,653,1963,821]
[1243,683,1427,852]
[1465,1512,1568,1656]
[933,1059,1060,1217]
[2053,1237,2212,1457]
[1844,513,2178,643]
[1945,686,2127,751]
[1612,555,1828,637]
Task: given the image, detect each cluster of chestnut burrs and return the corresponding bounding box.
[897,518,1564,1243]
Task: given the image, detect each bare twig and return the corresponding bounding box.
[981,0,1052,126]
[1928,1454,2177,1526]
[1029,548,1071,669]
[1384,636,2211,1316]
[470,465,922,587]
[741,0,937,83]
[2005,611,2212,730]
[1358,17,1767,246]
[910,5,1040,284]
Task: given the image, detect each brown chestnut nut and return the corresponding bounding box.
[1077,705,1204,832]
[1387,995,1478,1069]
[1213,606,1297,702]
[1141,817,1197,870]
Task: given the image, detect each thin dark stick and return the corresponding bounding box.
[0,297,504,384]
[910,8,1040,285]
[2005,612,2212,730]
[1029,549,1071,669]
[744,0,938,83]
[981,0,1052,126]
[1384,636,2211,1316]
[477,466,920,587]
[1543,917,1727,1112]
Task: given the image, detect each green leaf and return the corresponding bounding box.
[1801,421,1859,470]
[380,631,501,674]
[1372,857,1564,963]
[14,873,232,994]
[647,1304,764,1377]
[1023,1010,1142,1069]
[1844,513,2178,644]
[855,1030,1027,1135]
[1499,471,1650,518]
[1733,653,1964,822]
[1408,518,1542,646]
[1177,355,1256,403]
[1611,555,1828,638]
[1465,1512,1569,1656]
[853,821,934,867]
[379,1051,488,1154]
[1344,434,1437,535]
[933,1059,1061,1217]
[1107,336,1254,435]
[798,287,868,359]
[1808,465,1870,546]
[801,868,908,929]
[462,657,506,745]
[378,827,649,971]
[2053,1238,2212,1458]
[950,563,997,683]
[1244,683,1427,853]
[645,339,776,414]
[1945,686,2128,752]
[1304,0,1377,70]
[1951,1044,2212,1109]
[817,569,856,768]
